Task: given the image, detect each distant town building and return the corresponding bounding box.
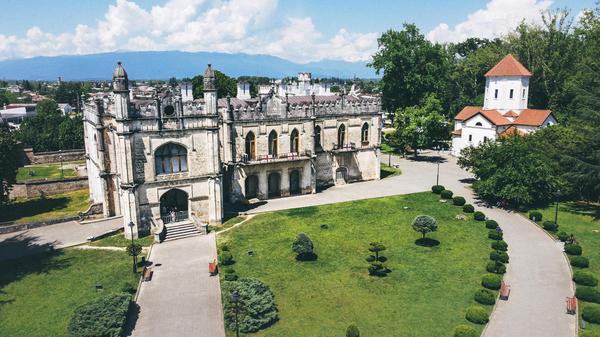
[258,72,333,97]
[58,103,73,115]
[451,54,557,156]
[180,82,193,102]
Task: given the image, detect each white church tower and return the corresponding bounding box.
[483,54,532,112]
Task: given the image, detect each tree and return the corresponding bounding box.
[389,94,449,156]
[412,215,438,239]
[292,233,315,260]
[190,70,237,99]
[370,24,452,115]
[368,242,386,262]
[221,278,278,333]
[0,123,20,204]
[346,324,360,337]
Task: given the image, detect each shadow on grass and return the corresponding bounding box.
[122,302,141,337]
[295,253,318,261]
[0,197,70,223]
[563,202,600,221]
[415,238,440,247]
[0,234,69,311]
[407,155,447,163]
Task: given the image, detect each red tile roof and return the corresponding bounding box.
[512,109,553,126]
[485,54,532,77]
[454,106,483,121]
[451,129,462,136]
[498,125,526,137]
[454,106,511,126]
[503,111,518,117]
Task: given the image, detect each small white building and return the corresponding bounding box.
[451,54,557,156]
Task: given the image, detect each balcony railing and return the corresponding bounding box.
[239,151,312,164]
[161,211,189,224]
[332,142,357,152]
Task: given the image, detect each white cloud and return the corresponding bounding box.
[427,0,553,43]
[0,0,378,63]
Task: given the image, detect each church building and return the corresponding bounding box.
[451,54,557,156]
[83,63,382,239]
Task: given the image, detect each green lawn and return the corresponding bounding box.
[219,192,491,337]
[528,202,600,334]
[0,188,90,224]
[380,162,402,178]
[0,249,139,337]
[16,162,79,182]
[90,231,155,247]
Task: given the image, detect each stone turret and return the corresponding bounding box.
[112,62,131,120]
[203,64,217,115]
[203,64,216,91]
[112,61,129,92]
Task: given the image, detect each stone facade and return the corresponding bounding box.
[83,63,382,239]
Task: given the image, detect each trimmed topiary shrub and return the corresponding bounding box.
[576,286,600,304]
[564,243,582,256]
[453,324,478,337]
[412,215,438,239]
[486,261,506,274]
[491,240,508,251]
[452,196,466,206]
[346,324,360,337]
[220,244,230,251]
[528,211,543,222]
[573,271,598,286]
[473,211,486,221]
[465,305,490,324]
[223,268,238,281]
[481,273,502,290]
[557,231,569,242]
[222,277,278,333]
[570,256,590,268]
[490,251,509,263]
[220,251,235,265]
[488,230,503,240]
[431,185,445,194]
[463,204,475,213]
[542,220,558,232]
[68,293,131,337]
[474,288,497,305]
[440,190,454,199]
[582,305,600,324]
[485,220,499,229]
[292,233,316,261]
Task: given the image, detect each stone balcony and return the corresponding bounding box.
[238,151,312,165]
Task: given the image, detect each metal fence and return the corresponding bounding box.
[160,211,189,224]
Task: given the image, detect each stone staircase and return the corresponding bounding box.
[163,221,202,242]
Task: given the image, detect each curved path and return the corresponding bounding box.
[248,152,576,337]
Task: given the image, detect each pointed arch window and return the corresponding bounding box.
[245,132,256,160]
[268,130,278,157]
[361,123,369,144]
[155,143,188,175]
[290,128,299,153]
[314,125,322,149]
[337,124,346,148]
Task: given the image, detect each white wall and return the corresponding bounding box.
[484,76,529,111]
[452,118,497,156]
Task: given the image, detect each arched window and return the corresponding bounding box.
[475,122,482,126]
[268,130,278,157]
[155,143,188,175]
[314,125,322,148]
[337,124,346,147]
[290,128,299,153]
[245,132,256,160]
[361,123,369,143]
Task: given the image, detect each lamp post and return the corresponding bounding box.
[128,221,137,273]
[435,144,441,186]
[231,290,241,337]
[554,189,561,226]
[59,154,64,179]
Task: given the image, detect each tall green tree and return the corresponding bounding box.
[369,24,452,115]
[191,70,237,99]
[0,123,20,204]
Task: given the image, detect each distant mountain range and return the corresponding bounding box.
[0,51,378,81]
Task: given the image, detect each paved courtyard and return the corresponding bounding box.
[130,233,225,337]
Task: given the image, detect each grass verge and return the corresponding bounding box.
[0,188,89,224]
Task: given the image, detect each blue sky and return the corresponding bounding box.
[0,0,595,62]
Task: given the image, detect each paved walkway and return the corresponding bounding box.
[0,216,122,261]
[130,233,225,337]
[246,152,576,337]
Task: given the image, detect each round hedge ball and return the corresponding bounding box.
[488,230,503,240]
[485,220,499,229]
[474,288,497,305]
[557,231,569,242]
[490,251,509,263]
[452,196,466,206]
[565,244,583,256]
[431,185,445,194]
[576,286,600,304]
[463,204,475,213]
[570,256,590,268]
[473,211,486,221]
[465,305,490,324]
[582,305,600,324]
[453,324,478,337]
[440,190,454,199]
[542,220,559,232]
[528,211,543,222]
[491,240,508,252]
[481,274,502,290]
[573,271,599,287]
[486,261,507,274]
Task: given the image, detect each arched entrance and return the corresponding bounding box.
[160,189,189,224]
[268,172,281,198]
[245,175,259,199]
[289,170,301,195]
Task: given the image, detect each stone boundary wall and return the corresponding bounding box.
[22,148,85,165]
[0,203,103,234]
[10,177,89,199]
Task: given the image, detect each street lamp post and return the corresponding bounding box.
[128,221,136,273]
[231,290,241,337]
[435,145,441,186]
[59,154,64,179]
[554,189,562,226]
